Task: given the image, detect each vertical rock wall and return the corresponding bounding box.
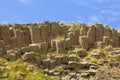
[0,22,120,55]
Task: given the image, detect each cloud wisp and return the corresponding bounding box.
[19,0,31,4]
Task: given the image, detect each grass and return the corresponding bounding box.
[0,58,54,80]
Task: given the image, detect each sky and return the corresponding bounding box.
[0,0,120,29]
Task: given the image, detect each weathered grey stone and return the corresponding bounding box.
[0,40,5,48]
[88,69,96,76]
[50,60,56,69]
[40,24,48,41]
[51,22,61,38]
[10,37,17,48]
[29,44,41,52]
[77,61,90,69]
[23,26,31,46]
[42,59,50,69]
[67,32,74,45]
[87,25,96,46]
[76,49,88,57]
[22,52,35,61]
[1,26,11,44]
[21,46,30,53]
[51,39,56,51]
[69,54,77,61]
[103,36,110,46]
[29,24,41,43]
[90,53,102,59]
[7,50,21,61]
[111,29,119,47]
[35,56,42,66]
[62,55,69,64]
[55,56,62,65]
[80,24,88,36]
[0,48,4,56]
[55,39,65,53]
[94,41,105,48]
[41,42,48,54]
[79,36,88,50]
[14,29,25,47]
[68,61,77,69]
[65,38,71,50]
[72,29,79,45]
[94,23,104,41]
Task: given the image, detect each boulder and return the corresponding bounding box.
[69,54,77,61]
[77,61,90,69]
[50,60,56,69]
[94,41,105,48]
[62,55,69,64]
[76,49,88,57]
[21,46,30,53]
[55,56,62,65]
[42,59,50,69]
[29,44,41,52]
[35,56,42,66]
[68,61,77,69]
[22,52,35,61]
[7,49,21,61]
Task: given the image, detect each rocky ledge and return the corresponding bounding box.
[0,21,120,80]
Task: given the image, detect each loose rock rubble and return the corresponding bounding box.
[0,21,120,80]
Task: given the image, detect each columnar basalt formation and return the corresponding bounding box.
[0,22,120,55]
[0,21,120,80]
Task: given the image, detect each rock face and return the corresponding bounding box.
[0,22,120,56]
[0,22,120,80]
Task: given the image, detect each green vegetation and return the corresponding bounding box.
[0,58,54,80]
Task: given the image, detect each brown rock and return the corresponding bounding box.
[55,39,65,53]
[29,24,41,43]
[55,56,62,65]
[10,37,18,48]
[42,59,50,69]
[76,49,88,57]
[79,36,88,50]
[22,52,35,61]
[69,54,77,61]
[0,25,11,44]
[68,61,77,69]
[14,29,25,47]
[7,49,21,61]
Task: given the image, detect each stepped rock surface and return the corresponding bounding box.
[0,21,120,80]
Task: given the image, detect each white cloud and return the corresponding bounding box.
[107,17,118,22]
[19,0,31,4]
[89,15,103,22]
[101,10,120,17]
[72,0,100,9]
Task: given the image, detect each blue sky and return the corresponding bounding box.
[0,0,120,29]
